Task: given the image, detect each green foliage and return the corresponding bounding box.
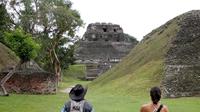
[34,36,53,71]
[0,4,11,31]
[0,3,12,43]
[5,0,83,72]
[35,37,76,71]
[58,45,76,69]
[4,28,40,62]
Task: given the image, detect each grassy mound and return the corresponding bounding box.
[0,42,19,70]
[90,16,180,96]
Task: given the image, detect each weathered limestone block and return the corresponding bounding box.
[162,10,200,97]
[162,65,200,97]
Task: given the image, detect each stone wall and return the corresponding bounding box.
[0,61,57,94]
[83,23,124,42]
[0,72,56,94]
[76,41,134,60]
[162,10,200,97]
[75,23,138,79]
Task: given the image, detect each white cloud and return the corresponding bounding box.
[72,0,200,41]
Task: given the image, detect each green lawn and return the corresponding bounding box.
[59,64,90,90]
[0,65,199,112]
[0,93,66,112]
[0,91,199,112]
[88,94,200,112]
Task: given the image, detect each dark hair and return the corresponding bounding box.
[150,87,161,104]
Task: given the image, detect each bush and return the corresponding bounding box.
[4,28,40,62]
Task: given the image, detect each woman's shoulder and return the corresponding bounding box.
[141,103,151,108]
[140,103,151,111]
[162,105,169,112]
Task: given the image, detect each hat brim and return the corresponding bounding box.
[69,86,87,101]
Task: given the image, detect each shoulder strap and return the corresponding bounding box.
[156,104,163,112]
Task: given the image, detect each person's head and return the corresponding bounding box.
[150,86,161,104]
[69,84,87,101]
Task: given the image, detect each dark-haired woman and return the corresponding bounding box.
[140,87,169,112]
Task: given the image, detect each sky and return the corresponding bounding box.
[71,0,200,41]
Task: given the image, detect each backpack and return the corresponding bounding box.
[70,100,85,112]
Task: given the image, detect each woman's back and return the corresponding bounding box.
[140,103,168,112]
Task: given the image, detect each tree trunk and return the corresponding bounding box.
[53,58,61,82]
[53,48,62,83]
[49,41,62,85]
[54,60,61,82]
[0,66,16,96]
[48,35,63,85]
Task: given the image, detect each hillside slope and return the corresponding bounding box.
[0,42,19,70]
[90,13,181,96]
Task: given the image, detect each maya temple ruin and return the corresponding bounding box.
[75,23,138,80]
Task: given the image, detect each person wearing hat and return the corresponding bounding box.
[61,84,94,112]
[140,87,169,112]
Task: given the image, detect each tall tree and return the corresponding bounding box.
[5,0,83,82]
[0,28,40,96]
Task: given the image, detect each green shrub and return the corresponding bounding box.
[4,28,40,62]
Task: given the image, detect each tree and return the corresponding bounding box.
[0,3,12,43]
[0,28,40,96]
[4,28,40,63]
[5,0,83,82]
[58,45,76,69]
